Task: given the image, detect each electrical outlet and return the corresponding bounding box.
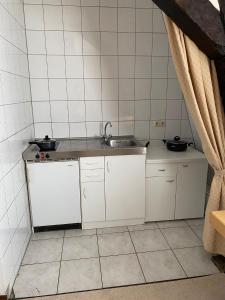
[154,121,165,127]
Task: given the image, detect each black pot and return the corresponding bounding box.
[163,136,193,152]
[29,135,56,151]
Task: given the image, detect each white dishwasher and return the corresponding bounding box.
[27,160,81,228]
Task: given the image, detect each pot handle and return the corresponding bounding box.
[188,142,193,146]
[162,139,166,144]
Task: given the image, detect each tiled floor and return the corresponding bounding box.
[13,219,219,298]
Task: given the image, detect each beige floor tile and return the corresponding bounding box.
[128,222,157,231]
[156,220,188,229]
[22,239,63,264]
[97,226,128,235]
[62,235,98,260]
[186,218,204,227]
[174,247,219,277]
[14,262,60,298]
[161,227,202,249]
[138,250,186,282]
[58,258,102,293]
[31,230,64,241]
[65,228,96,238]
[191,224,203,240]
[130,229,169,252]
[100,254,145,288]
[98,232,134,256]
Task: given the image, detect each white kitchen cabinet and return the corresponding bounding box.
[27,161,81,227]
[81,181,105,222]
[175,162,208,219]
[105,155,145,221]
[145,146,208,222]
[146,177,176,221]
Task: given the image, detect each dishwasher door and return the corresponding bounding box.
[27,160,81,227]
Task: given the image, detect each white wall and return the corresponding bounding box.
[24,0,194,142]
[0,0,33,294]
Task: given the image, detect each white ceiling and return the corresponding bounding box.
[209,0,220,10]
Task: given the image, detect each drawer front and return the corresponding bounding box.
[81,169,104,182]
[80,157,104,170]
[146,163,177,177]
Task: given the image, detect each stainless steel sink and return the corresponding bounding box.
[105,137,138,148]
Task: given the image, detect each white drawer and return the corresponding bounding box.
[146,163,177,177]
[81,169,104,182]
[80,157,104,170]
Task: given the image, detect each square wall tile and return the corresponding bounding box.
[84,56,101,78]
[136,9,152,32]
[101,56,118,78]
[165,120,181,139]
[118,33,135,55]
[82,7,99,31]
[119,56,135,78]
[28,55,47,78]
[51,101,68,122]
[86,101,102,121]
[151,79,167,99]
[35,123,52,138]
[118,8,135,32]
[64,32,82,55]
[101,32,117,55]
[118,0,135,7]
[135,121,150,140]
[70,123,86,138]
[153,9,166,33]
[167,79,183,99]
[84,79,101,100]
[152,33,168,56]
[86,122,102,137]
[119,79,134,100]
[67,79,84,100]
[135,56,151,78]
[168,57,177,78]
[151,100,166,120]
[166,100,182,120]
[136,33,152,56]
[83,32,100,55]
[135,79,151,100]
[102,101,118,121]
[66,56,83,78]
[24,5,44,30]
[30,79,49,101]
[52,123,69,138]
[32,102,51,123]
[152,57,168,78]
[181,120,192,139]
[45,31,64,55]
[68,101,85,122]
[135,100,150,120]
[136,0,153,8]
[100,7,117,31]
[119,101,134,121]
[49,79,67,101]
[43,5,63,30]
[102,79,118,100]
[26,31,46,54]
[63,6,81,31]
[47,56,66,78]
[150,121,165,139]
[119,121,134,135]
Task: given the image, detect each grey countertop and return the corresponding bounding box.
[23,136,147,161]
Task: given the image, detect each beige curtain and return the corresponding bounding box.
[164,16,225,256]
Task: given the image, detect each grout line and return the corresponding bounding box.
[56,230,65,293]
[128,229,147,283]
[96,234,104,289]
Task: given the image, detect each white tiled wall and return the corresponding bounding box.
[24,0,193,141]
[0,0,33,294]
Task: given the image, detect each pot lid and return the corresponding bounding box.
[37,135,56,144]
[166,136,187,145]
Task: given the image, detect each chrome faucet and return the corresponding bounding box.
[103,121,112,142]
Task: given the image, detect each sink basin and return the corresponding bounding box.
[105,137,138,148]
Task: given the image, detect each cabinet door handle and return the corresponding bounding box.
[166,179,175,183]
[107,161,110,173]
[158,169,166,172]
[83,187,86,199]
[183,164,189,168]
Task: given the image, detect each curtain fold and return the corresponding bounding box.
[164,15,225,256]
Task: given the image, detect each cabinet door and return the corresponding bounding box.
[146,177,176,221]
[175,161,208,219]
[27,161,81,227]
[81,182,105,222]
[105,155,145,221]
